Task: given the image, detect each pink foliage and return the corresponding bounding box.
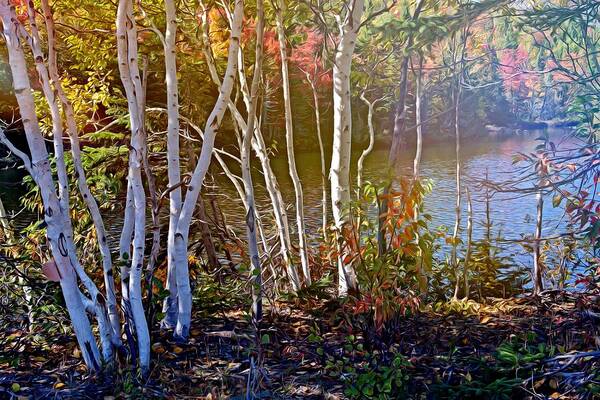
[289,29,332,88]
[499,46,534,93]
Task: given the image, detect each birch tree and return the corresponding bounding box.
[413,56,423,179]
[301,66,328,235]
[39,0,121,348]
[450,37,463,301]
[115,0,151,371]
[161,0,184,330]
[451,15,469,302]
[388,0,425,166]
[168,0,244,340]
[533,187,544,295]
[0,0,106,371]
[274,0,311,285]
[330,0,365,295]
[199,7,301,291]
[357,91,384,190]
[242,0,265,334]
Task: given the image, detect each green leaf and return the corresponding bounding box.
[261,334,270,344]
[552,194,562,207]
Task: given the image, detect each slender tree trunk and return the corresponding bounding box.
[330,0,365,296]
[0,1,101,370]
[116,0,150,372]
[40,0,121,347]
[388,0,425,166]
[242,0,265,382]
[306,75,328,236]
[274,0,311,286]
[451,63,462,302]
[199,10,300,291]
[172,0,244,340]
[533,188,544,295]
[381,0,426,259]
[161,0,184,330]
[139,57,162,329]
[389,57,411,166]
[451,20,469,301]
[413,57,423,179]
[412,57,428,291]
[463,186,472,300]
[357,92,382,189]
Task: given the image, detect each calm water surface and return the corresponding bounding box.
[0,129,581,270]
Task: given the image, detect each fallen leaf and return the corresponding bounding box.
[152,343,165,354]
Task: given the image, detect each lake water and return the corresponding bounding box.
[0,129,582,272]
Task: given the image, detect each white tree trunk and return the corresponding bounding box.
[413,58,423,179]
[357,92,382,189]
[172,0,244,340]
[161,0,184,329]
[451,75,462,301]
[306,75,328,236]
[330,0,365,295]
[274,0,311,286]
[0,1,101,370]
[533,188,544,295]
[116,0,150,372]
[40,0,121,346]
[412,60,427,291]
[463,186,472,300]
[199,11,300,291]
[23,4,117,361]
[242,0,265,327]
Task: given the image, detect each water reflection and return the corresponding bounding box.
[0,130,579,271]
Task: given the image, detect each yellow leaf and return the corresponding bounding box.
[54,382,65,390]
[480,316,491,324]
[11,383,20,392]
[72,348,81,358]
[152,343,165,354]
[465,372,472,382]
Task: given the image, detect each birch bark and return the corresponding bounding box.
[199,11,300,291]
[161,0,184,329]
[0,0,101,371]
[116,0,150,372]
[305,74,328,235]
[357,92,383,189]
[39,0,121,346]
[22,4,117,361]
[274,0,311,285]
[172,0,244,339]
[533,188,544,295]
[330,0,365,295]
[451,57,462,301]
[413,57,423,179]
[242,0,265,327]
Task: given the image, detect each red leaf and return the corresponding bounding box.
[42,260,61,282]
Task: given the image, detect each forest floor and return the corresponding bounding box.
[1,287,600,399]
